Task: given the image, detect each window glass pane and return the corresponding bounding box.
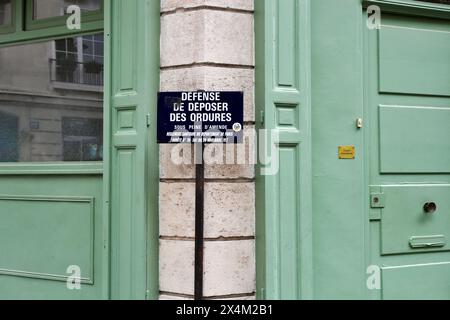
[417,0,450,4]
[33,0,102,20]
[94,42,103,55]
[82,39,93,55]
[0,0,12,26]
[0,34,104,163]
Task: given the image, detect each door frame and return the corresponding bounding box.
[255,0,314,300]
[0,0,160,300]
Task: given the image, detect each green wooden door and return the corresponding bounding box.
[0,0,160,300]
[366,7,450,300]
[257,0,450,300]
[0,0,108,298]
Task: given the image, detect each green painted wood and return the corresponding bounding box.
[0,0,103,46]
[277,0,296,87]
[379,106,450,173]
[0,163,103,175]
[379,25,450,97]
[0,195,95,284]
[258,0,450,301]
[0,0,159,300]
[310,0,367,300]
[25,0,104,31]
[380,185,450,254]
[366,10,450,300]
[0,0,110,300]
[382,263,450,300]
[255,0,313,300]
[363,0,450,20]
[0,175,107,299]
[108,0,159,300]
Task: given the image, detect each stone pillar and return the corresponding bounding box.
[159,0,255,300]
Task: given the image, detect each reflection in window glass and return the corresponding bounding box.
[33,0,102,20]
[417,0,450,4]
[0,0,12,26]
[0,34,104,163]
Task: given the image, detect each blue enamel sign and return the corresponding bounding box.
[157,91,244,144]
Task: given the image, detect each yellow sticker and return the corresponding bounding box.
[339,146,356,159]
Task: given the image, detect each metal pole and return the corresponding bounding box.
[194,142,205,300]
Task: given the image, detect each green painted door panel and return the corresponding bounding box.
[381,185,450,255]
[255,0,313,300]
[0,175,106,300]
[379,24,450,97]
[257,0,450,300]
[379,105,450,173]
[367,11,450,300]
[382,263,450,300]
[108,0,160,300]
[310,0,366,299]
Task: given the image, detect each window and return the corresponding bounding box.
[417,0,450,4]
[26,0,103,32]
[81,34,104,85]
[62,117,103,161]
[33,0,102,20]
[0,0,12,26]
[52,34,104,86]
[0,34,104,163]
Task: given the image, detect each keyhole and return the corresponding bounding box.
[424,202,437,214]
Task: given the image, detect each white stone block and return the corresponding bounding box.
[161,11,254,67]
[161,0,254,12]
[160,144,195,179]
[160,67,255,122]
[159,240,195,295]
[160,182,195,237]
[160,182,255,238]
[159,294,193,300]
[204,182,255,238]
[204,240,256,296]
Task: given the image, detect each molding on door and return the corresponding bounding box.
[363,0,450,20]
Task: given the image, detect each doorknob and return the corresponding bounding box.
[423,202,437,214]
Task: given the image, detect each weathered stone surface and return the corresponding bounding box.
[204,183,255,238]
[159,294,193,300]
[160,67,255,122]
[160,182,255,238]
[161,0,254,12]
[161,10,253,67]
[159,240,195,295]
[160,182,196,237]
[204,240,256,296]
[160,144,195,179]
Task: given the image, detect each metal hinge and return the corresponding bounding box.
[260,111,265,127]
[146,114,151,128]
